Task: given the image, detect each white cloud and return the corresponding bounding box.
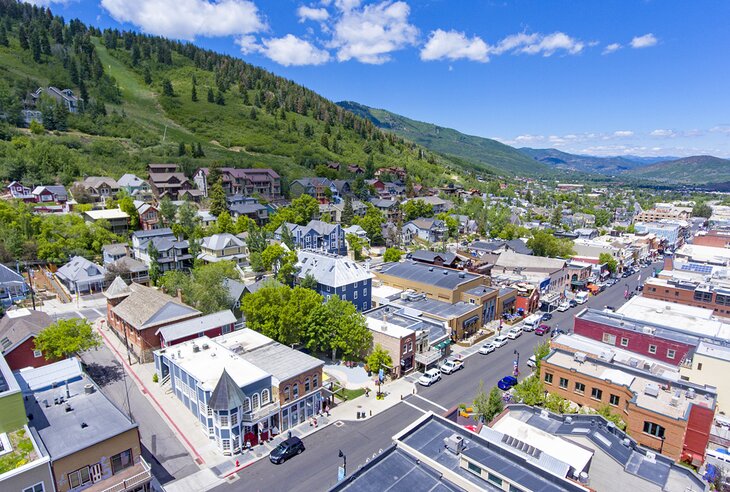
[602,43,621,55]
[329,0,418,64]
[630,33,658,49]
[650,129,677,138]
[420,29,489,62]
[710,126,730,135]
[235,34,260,54]
[24,0,72,5]
[101,0,265,40]
[258,34,331,66]
[613,130,634,137]
[298,5,329,22]
[489,31,584,57]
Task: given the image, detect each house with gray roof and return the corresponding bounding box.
[0,308,54,370]
[408,250,459,268]
[296,250,374,311]
[131,228,193,272]
[156,309,236,347]
[275,220,347,256]
[197,233,248,266]
[31,185,68,203]
[118,173,151,198]
[55,256,106,294]
[0,263,29,307]
[107,256,150,285]
[75,176,119,202]
[289,177,336,203]
[402,218,447,244]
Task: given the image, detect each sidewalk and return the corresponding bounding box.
[452,320,503,359]
[94,319,417,491]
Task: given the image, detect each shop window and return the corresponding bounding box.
[643,421,665,438]
[111,449,133,475]
[68,467,91,488]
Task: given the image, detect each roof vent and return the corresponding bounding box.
[645,452,656,463]
[443,270,448,275]
[428,267,434,272]
[81,422,88,429]
[84,384,95,394]
[622,438,631,447]
[565,416,573,424]
[65,403,73,413]
[574,352,587,363]
[202,344,209,350]
[686,388,695,399]
[192,345,200,353]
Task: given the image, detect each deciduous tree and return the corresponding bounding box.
[34,318,101,360]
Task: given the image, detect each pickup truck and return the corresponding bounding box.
[440,359,464,374]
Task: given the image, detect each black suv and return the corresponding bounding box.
[269,437,305,464]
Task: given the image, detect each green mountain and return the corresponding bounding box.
[337,101,553,177]
[518,148,649,175]
[626,155,730,185]
[0,0,479,190]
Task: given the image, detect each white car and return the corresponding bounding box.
[526,355,537,369]
[507,327,523,340]
[478,342,496,355]
[557,301,570,312]
[418,368,442,386]
[440,359,464,374]
[492,335,509,347]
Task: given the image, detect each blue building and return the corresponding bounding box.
[275,220,347,256]
[296,250,374,311]
[0,264,29,307]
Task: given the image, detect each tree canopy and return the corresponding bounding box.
[527,230,575,258]
[34,318,101,360]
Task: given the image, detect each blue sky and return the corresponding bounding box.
[37,0,730,157]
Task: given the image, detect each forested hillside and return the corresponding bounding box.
[0,0,480,191]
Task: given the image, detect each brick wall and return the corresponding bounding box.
[644,283,730,318]
[277,366,324,407]
[3,337,55,371]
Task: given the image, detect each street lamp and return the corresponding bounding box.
[338,449,347,479]
[513,349,520,377]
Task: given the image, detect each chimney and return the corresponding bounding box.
[663,254,673,272]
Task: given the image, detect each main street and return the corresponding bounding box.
[212,261,660,492]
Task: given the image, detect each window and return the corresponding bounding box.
[362,302,367,310]
[643,421,666,438]
[666,349,676,359]
[262,389,270,404]
[313,375,319,388]
[544,373,554,384]
[574,382,585,394]
[305,378,311,392]
[609,394,620,406]
[648,344,657,355]
[23,483,44,492]
[222,439,230,452]
[219,414,229,426]
[231,412,238,426]
[487,473,503,487]
[284,387,290,402]
[111,449,133,474]
[467,461,482,475]
[602,333,617,345]
[591,387,603,401]
[698,362,703,371]
[354,291,358,300]
[252,393,260,410]
[559,378,568,389]
[33,349,42,358]
[293,384,299,398]
[68,467,91,488]
[620,338,629,347]
[362,288,366,296]
[717,294,730,306]
[694,290,713,303]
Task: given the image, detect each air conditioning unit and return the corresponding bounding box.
[644,383,660,397]
[444,434,465,455]
[574,352,587,363]
[686,388,695,399]
[645,452,656,463]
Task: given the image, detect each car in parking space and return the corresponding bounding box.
[492,335,509,347]
[568,299,578,308]
[557,301,570,312]
[478,342,496,355]
[526,355,537,369]
[507,327,523,339]
[498,376,518,391]
[269,437,305,464]
[418,368,442,386]
[541,312,553,321]
[440,359,464,374]
[535,324,550,336]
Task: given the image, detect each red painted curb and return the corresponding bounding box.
[221,459,256,479]
[96,326,206,465]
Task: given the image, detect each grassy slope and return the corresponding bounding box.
[337,101,553,177]
[627,155,730,184]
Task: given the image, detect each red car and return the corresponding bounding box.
[535,324,550,336]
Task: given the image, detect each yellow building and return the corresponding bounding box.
[680,341,730,414]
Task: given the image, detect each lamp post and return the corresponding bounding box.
[338,449,347,481]
[513,349,520,377]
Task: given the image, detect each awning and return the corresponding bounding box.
[462,315,479,327]
[571,280,587,287]
[435,340,452,350]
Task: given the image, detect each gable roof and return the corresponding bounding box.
[156,310,236,343]
[56,256,105,283]
[297,250,373,287]
[112,283,200,329]
[406,218,445,231]
[104,276,131,300]
[118,173,146,188]
[410,250,457,265]
[200,233,246,251]
[0,263,26,286]
[0,308,53,352]
[208,369,248,411]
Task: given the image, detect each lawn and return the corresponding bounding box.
[336,388,366,401]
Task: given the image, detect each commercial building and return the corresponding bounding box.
[541,342,716,463]
[374,261,486,304]
[156,310,237,347]
[634,221,686,250]
[296,250,373,311]
[0,308,54,370]
[0,353,54,492]
[680,342,730,415]
[16,358,151,492]
[154,329,323,452]
[635,203,691,223]
[674,244,730,266]
[493,250,569,296]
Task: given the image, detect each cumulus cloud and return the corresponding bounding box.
[100,0,265,40]
[602,43,621,55]
[259,34,331,66]
[329,0,418,64]
[650,129,677,138]
[490,31,584,57]
[613,130,634,137]
[630,33,658,48]
[297,5,329,22]
[420,29,489,62]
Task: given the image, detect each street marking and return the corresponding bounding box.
[333,420,345,428]
[401,399,427,414]
[412,393,447,411]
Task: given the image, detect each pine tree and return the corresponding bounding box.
[191,84,198,102]
[207,87,214,103]
[196,142,204,158]
[18,25,28,50]
[131,45,140,66]
[341,196,354,225]
[249,107,257,120]
[0,26,8,47]
[215,90,225,105]
[209,180,227,217]
[161,78,174,97]
[178,142,186,156]
[143,67,152,85]
[30,31,42,62]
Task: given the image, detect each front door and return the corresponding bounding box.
[90,463,102,483]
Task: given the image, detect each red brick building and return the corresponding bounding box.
[692,230,730,249]
[0,308,55,370]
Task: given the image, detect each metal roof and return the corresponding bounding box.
[297,250,373,287]
[377,261,480,290]
[156,310,236,342]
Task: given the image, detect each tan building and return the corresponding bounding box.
[680,342,730,415]
[635,203,691,223]
[374,261,487,304]
[16,358,151,492]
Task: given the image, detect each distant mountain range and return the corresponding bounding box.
[625,155,730,184]
[518,148,649,175]
[337,101,554,177]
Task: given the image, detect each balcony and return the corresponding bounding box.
[241,401,281,423]
[84,457,152,492]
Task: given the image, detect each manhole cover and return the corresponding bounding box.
[334,420,345,428]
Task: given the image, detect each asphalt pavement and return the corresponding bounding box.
[211,261,660,492]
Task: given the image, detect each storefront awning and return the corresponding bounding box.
[571,280,587,287]
[462,315,479,327]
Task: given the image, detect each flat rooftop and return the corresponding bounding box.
[0,352,19,396]
[16,359,137,460]
[365,305,448,344]
[158,335,269,391]
[544,350,715,420]
[392,297,477,320]
[376,261,481,290]
[577,309,704,347]
[215,329,322,384]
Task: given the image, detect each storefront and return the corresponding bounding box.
[280,391,323,432]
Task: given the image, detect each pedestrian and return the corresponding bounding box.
[287,430,292,440]
[325,404,330,416]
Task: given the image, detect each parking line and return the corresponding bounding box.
[401,399,427,414]
[412,393,447,411]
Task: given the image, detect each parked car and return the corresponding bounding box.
[542,312,553,321]
[478,342,496,355]
[535,324,550,336]
[557,301,570,312]
[526,355,537,369]
[270,437,305,464]
[507,326,523,339]
[418,368,442,386]
[440,359,464,374]
[493,335,509,347]
[551,328,567,337]
[568,299,578,308]
[498,376,518,391]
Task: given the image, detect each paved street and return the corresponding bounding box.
[209,261,660,492]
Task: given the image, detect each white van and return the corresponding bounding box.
[575,292,589,304]
[707,448,730,465]
[522,313,543,332]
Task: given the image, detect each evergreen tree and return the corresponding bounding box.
[131,45,140,66]
[178,142,186,156]
[40,34,50,55]
[195,142,204,158]
[18,25,28,50]
[365,154,375,179]
[0,26,8,47]
[161,78,174,97]
[207,87,214,102]
[341,195,354,225]
[209,180,227,217]
[320,133,329,149]
[148,242,161,285]
[78,79,88,105]
[143,67,152,85]
[30,31,42,62]
[215,90,225,105]
[191,84,197,102]
[249,107,257,120]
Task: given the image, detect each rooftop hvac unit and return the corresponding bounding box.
[574,352,587,363]
[644,383,660,397]
[444,434,465,455]
[686,388,696,399]
[192,345,200,353]
[622,438,632,447]
[202,343,209,350]
[565,416,573,424]
[645,452,656,463]
[670,396,680,407]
